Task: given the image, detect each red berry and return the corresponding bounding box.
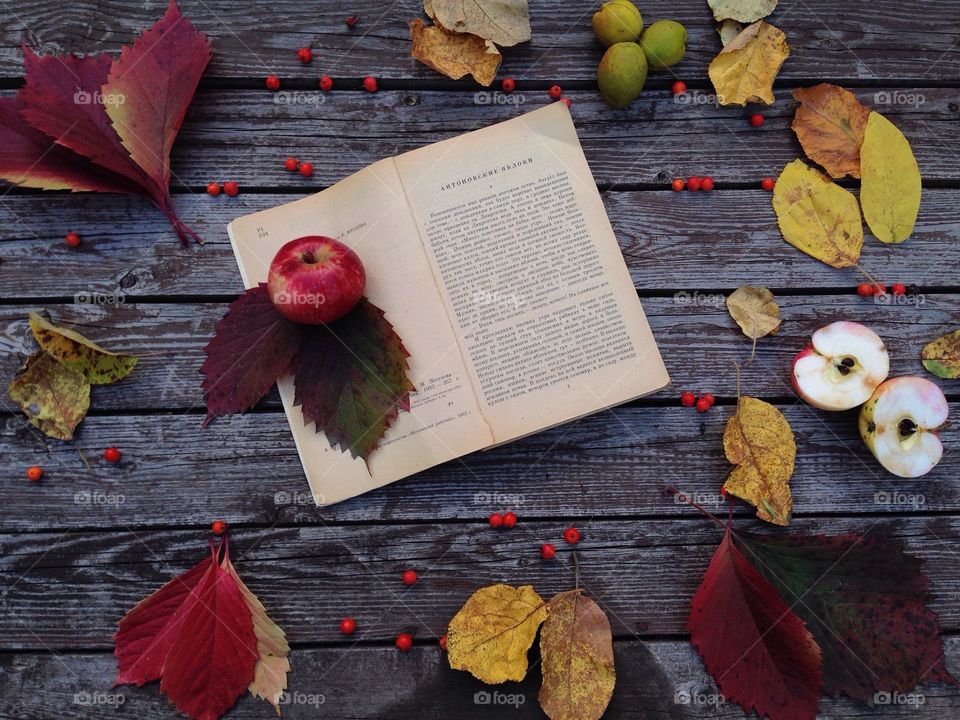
[299,162,314,177]
[540,543,557,560]
[439,634,448,650]
[402,569,418,586]
[283,157,298,172]
[224,181,239,197]
[857,283,873,297]
[27,466,43,482]
[396,632,413,651]
[502,511,517,529]
[211,519,227,535]
[701,176,715,192]
[265,75,280,91]
[562,97,572,108]
[489,512,503,528]
[872,283,887,296]
[892,283,907,296]
[680,391,696,407]
[670,178,684,192]
[103,447,121,463]
[65,231,81,248]
[564,527,580,545]
[206,182,221,196]
[548,85,562,100]
[296,47,312,64]
[672,80,687,95]
[345,15,359,28]
[749,113,765,127]
[761,177,775,192]
[686,176,702,192]
[701,393,715,407]
[501,77,515,93]
[339,617,356,635]
[319,75,334,91]
[695,397,711,413]
[363,76,378,92]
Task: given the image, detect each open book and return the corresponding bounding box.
[228,102,669,506]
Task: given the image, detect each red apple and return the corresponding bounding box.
[267,235,365,324]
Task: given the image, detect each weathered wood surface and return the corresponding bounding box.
[2,518,959,648]
[1,188,958,298]
[3,0,960,83]
[2,638,959,719]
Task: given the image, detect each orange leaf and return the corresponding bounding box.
[791,84,871,179]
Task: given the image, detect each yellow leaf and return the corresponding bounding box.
[723,396,796,526]
[409,19,502,86]
[791,84,871,179]
[427,0,531,47]
[860,112,922,244]
[708,20,789,106]
[921,329,960,379]
[447,584,548,683]
[708,0,778,23]
[726,286,781,339]
[29,312,137,385]
[8,351,91,440]
[772,159,863,268]
[539,591,615,720]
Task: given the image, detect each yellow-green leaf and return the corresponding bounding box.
[8,351,91,440]
[29,312,137,385]
[707,20,789,106]
[726,286,781,339]
[921,329,960,379]
[860,112,922,244]
[717,19,744,46]
[723,396,796,526]
[447,584,548,684]
[539,590,615,720]
[772,159,863,268]
[707,0,777,23]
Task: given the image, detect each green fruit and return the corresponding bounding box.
[639,19,687,70]
[591,0,643,48]
[597,42,648,108]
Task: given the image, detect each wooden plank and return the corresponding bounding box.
[0,518,958,650]
[0,188,957,298]
[1,638,958,719]
[3,0,959,82]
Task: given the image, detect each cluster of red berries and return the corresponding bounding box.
[283,156,314,177]
[540,526,581,560]
[266,75,376,93]
[206,181,240,197]
[681,391,715,413]
[488,511,518,529]
[338,566,421,650]
[672,176,715,192]
[30,447,122,480]
[857,283,906,297]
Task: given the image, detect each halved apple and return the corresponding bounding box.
[791,321,890,411]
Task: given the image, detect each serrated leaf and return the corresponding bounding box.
[409,19,502,86]
[291,298,415,464]
[723,396,795,525]
[726,286,781,339]
[539,590,615,720]
[201,285,307,423]
[8,352,90,440]
[428,0,531,47]
[737,530,958,702]
[447,584,549,684]
[921,329,960,379]
[29,312,137,385]
[860,112,922,244]
[708,21,789,106]
[708,0,778,23]
[689,526,822,720]
[772,159,863,268]
[791,84,871,179]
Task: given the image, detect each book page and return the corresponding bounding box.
[394,103,670,442]
[228,159,492,505]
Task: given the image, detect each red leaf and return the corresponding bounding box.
[292,298,415,464]
[201,285,306,423]
[689,526,822,720]
[159,548,258,720]
[0,96,134,193]
[114,555,213,686]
